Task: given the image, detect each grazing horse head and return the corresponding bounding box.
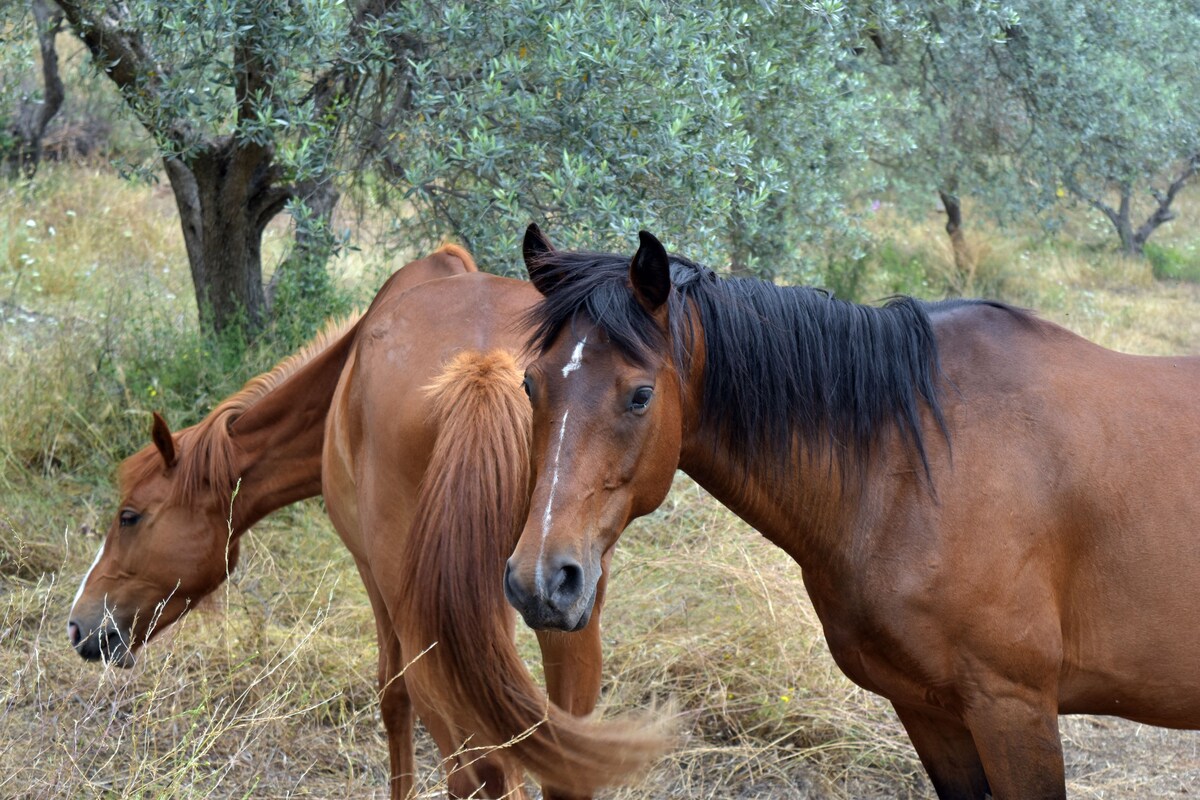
[505,227,688,631]
[66,314,359,667]
[67,412,242,667]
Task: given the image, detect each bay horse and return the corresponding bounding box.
[503,225,1200,800]
[67,245,668,799]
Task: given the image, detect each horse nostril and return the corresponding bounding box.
[546,558,584,611]
[68,621,81,648]
[503,560,527,607]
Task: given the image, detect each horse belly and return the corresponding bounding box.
[1058,514,1200,727]
[1058,572,1200,726]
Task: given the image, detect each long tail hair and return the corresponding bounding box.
[396,349,673,794]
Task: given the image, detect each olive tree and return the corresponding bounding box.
[54,0,919,332]
[996,0,1200,256]
[354,1,945,278]
[54,0,364,336]
[1,0,65,179]
[354,2,758,272]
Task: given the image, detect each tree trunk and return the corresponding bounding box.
[1113,186,1140,256]
[938,189,975,292]
[5,0,64,179]
[1131,156,1197,256]
[164,138,289,337]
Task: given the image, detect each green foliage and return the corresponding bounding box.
[871,241,930,296]
[861,1,1200,257]
[1003,2,1200,197]
[89,0,352,177]
[9,0,1199,312]
[721,2,915,276]
[267,256,353,351]
[986,1,1200,251]
[1144,242,1200,283]
[361,2,746,271]
[0,1,37,161]
[357,2,932,278]
[864,3,1030,220]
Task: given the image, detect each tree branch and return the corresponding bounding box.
[53,0,194,148]
[8,0,65,177]
[1063,173,1122,231]
[1134,154,1198,247]
[234,12,272,130]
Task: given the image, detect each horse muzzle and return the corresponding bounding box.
[68,617,136,668]
[503,554,596,632]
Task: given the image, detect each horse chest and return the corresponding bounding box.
[802,568,965,710]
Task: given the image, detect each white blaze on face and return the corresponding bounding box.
[537,336,588,590]
[70,541,106,622]
[561,335,587,378]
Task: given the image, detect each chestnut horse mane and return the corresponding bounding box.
[525,249,1033,484]
[119,312,363,504]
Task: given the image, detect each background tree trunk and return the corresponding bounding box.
[5,0,64,179]
[938,188,975,291]
[164,139,289,336]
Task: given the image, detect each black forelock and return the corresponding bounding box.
[523,250,700,367]
[524,247,958,484]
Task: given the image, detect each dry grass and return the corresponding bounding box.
[2,164,1199,798]
[0,496,395,798]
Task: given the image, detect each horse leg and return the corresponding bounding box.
[378,642,414,800]
[962,682,1065,800]
[360,569,415,800]
[418,711,528,799]
[535,551,611,800]
[893,703,989,799]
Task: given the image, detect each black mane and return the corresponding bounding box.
[525,250,959,483]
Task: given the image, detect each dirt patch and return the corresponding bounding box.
[1062,716,1200,798]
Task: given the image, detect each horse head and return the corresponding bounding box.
[504,227,688,631]
[67,412,242,667]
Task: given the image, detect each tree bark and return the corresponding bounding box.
[938,188,975,291]
[1114,186,1138,256]
[6,0,64,179]
[164,138,288,335]
[1132,155,1198,255]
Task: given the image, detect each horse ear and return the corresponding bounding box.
[629,230,671,311]
[151,412,178,469]
[523,223,558,296]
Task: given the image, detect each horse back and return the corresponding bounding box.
[323,273,539,574]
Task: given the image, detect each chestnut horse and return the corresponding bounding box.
[504,225,1200,800]
[68,246,666,799]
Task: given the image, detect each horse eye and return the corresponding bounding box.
[521,376,533,399]
[629,386,654,414]
[119,510,141,528]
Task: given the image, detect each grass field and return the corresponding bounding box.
[2,165,1198,798]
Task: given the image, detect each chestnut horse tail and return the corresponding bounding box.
[397,349,673,795]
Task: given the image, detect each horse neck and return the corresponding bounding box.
[674,310,872,572]
[224,323,360,532]
[679,429,866,570]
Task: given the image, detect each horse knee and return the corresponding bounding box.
[379,675,411,733]
[964,694,1065,800]
[445,759,516,799]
